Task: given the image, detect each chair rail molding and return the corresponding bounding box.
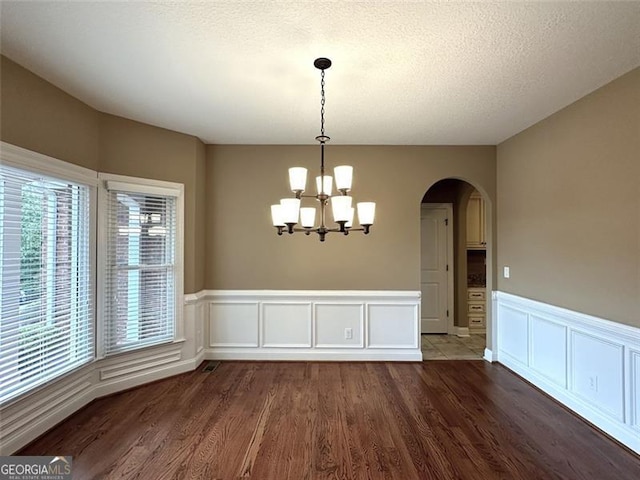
[494,291,640,454]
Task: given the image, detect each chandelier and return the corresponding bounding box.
[270,57,376,242]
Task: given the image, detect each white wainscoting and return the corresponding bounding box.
[494,291,640,454]
[203,290,422,361]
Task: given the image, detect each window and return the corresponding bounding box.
[101,176,183,356]
[0,162,94,404]
[0,144,185,404]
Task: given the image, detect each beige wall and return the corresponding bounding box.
[1,55,100,170]
[1,56,206,294]
[497,67,640,327]
[99,114,205,293]
[194,140,207,292]
[205,145,496,291]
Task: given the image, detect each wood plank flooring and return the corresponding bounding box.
[19,361,640,479]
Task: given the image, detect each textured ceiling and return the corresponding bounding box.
[1,2,638,145]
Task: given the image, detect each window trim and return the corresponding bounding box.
[96,172,185,359]
[0,143,99,187]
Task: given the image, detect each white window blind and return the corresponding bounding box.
[0,164,94,405]
[104,186,177,355]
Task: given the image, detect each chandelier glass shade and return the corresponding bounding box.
[270,58,376,242]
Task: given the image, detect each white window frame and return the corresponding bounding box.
[96,173,184,359]
[0,142,98,405]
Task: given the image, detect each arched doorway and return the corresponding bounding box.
[420,178,493,360]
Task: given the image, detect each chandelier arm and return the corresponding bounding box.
[282,226,370,234]
[278,225,372,241]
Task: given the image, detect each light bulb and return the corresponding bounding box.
[334,166,353,191]
[357,202,375,225]
[300,207,316,228]
[315,176,333,196]
[280,198,300,224]
[271,204,285,226]
[288,167,307,192]
[331,196,353,222]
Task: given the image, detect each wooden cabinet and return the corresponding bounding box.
[467,288,485,331]
[466,192,486,249]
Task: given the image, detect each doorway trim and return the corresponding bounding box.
[420,203,454,334]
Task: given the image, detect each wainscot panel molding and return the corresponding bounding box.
[202,290,422,361]
[0,297,205,455]
[631,349,640,434]
[315,303,364,348]
[495,291,640,454]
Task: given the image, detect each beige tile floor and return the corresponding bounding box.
[422,333,486,360]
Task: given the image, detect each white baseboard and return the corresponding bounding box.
[205,348,422,362]
[193,348,206,369]
[0,371,95,456]
[495,291,640,454]
[483,348,497,362]
[455,327,470,337]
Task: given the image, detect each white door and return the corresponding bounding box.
[420,204,453,333]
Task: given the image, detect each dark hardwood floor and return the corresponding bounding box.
[19,361,640,479]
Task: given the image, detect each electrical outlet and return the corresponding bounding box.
[589,376,598,392]
[504,266,510,278]
[345,328,353,340]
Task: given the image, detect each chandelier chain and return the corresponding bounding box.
[320,69,326,136]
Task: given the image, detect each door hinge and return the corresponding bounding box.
[446,309,449,317]
[446,264,449,271]
[445,218,449,226]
